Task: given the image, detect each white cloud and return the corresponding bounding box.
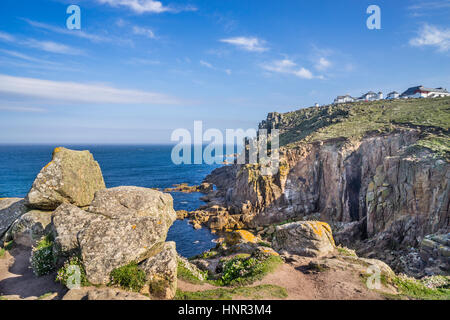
[220,37,268,52]
[261,59,315,79]
[315,57,331,71]
[0,74,182,105]
[409,24,450,51]
[24,39,85,55]
[23,19,108,43]
[0,106,47,113]
[97,0,197,14]
[0,30,86,55]
[0,31,15,42]
[132,26,156,39]
[200,60,213,68]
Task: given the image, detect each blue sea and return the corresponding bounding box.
[0,145,222,258]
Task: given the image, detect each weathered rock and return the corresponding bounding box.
[63,287,150,300]
[52,203,105,256]
[79,216,172,285]
[25,147,106,210]
[272,221,335,257]
[5,210,53,246]
[140,241,177,300]
[88,186,176,228]
[225,230,259,246]
[178,255,207,281]
[176,210,188,220]
[0,198,28,239]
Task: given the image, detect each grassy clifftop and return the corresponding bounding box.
[263,97,450,158]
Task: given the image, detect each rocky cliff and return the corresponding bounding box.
[203,97,450,276]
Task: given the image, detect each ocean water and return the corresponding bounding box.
[0,145,222,257]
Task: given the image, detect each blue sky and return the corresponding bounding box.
[0,0,449,144]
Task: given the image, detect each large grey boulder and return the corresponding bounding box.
[0,198,28,239]
[79,216,171,285]
[140,241,177,300]
[88,186,176,228]
[52,203,106,256]
[5,209,53,246]
[272,221,336,257]
[25,147,106,210]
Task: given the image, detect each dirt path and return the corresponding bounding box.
[178,255,388,300]
[0,245,67,299]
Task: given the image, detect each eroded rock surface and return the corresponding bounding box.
[272,221,335,257]
[25,147,106,210]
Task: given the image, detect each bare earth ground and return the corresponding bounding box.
[178,255,389,300]
[2,246,388,300]
[0,245,67,300]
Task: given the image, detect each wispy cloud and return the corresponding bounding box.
[315,57,331,71]
[220,37,268,52]
[261,59,316,79]
[410,24,450,52]
[0,74,182,105]
[0,106,47,113]
[0,49,60,65]
[23,39,85,55]
[200,60,213,68]
[132,26,156,39]
[408,0,450,11]
[199,60,231,75]
[23,19,108,42]
[126,57,160,65]
[97,0,197,14]
[0,30,86,55]
[0,31,15,42]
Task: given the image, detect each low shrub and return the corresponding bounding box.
[393,274,450,300]
[30,234,56,276]
[217,251,283,286]
[109,262,146,292]
[56,256,89,288]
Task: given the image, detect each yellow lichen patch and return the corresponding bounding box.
[261,248,279,256]
[53,147,63,154]
[235,230,258,243]
[307,221,335,246]
[43,161,53,170]
[131,225,137,230]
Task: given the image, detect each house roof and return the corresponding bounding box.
[388,91,399,95]
[401,86,449,96]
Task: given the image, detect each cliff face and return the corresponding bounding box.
[206,98,450,275]
[226,130,448,240]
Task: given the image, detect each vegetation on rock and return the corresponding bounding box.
[216,251,283,286]
[30,234,56,276]
[56,256,90,288]
[109,262,146,292]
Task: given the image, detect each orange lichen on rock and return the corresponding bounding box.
[307,221,335,246]
[235,230,258,243]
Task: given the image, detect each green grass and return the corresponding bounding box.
[336,245,357,257]
[109,262,146,292]
[0,240,14,258]
[393,275,450,300]
[37,292,55,300]
[268,98,450,156]
[175,284,288,300]
[215,254,283,286]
